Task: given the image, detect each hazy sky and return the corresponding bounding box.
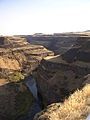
[0,0,90,35]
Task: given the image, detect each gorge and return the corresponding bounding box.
[0,36,53,120]
[0,32,90,120]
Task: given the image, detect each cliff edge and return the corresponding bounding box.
[34,83,90,120]
[0,36,54,119]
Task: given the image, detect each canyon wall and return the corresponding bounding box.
[0,34,90,120]
[33,34,90,120]
[33,36,90,106]
[26,35,77,54]
[25,34,90,55]
[0,36,54,119]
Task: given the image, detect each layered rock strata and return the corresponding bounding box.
[34,37,90,105]
[0,36,54,119]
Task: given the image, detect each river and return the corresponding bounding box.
[22,76,42,120]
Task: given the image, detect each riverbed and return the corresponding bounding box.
[23,76,42,120]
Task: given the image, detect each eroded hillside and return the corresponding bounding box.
[34,83,90,120]
[0,36,54,119]
[0,34,90,120]
[25,33,90,55]
[33,36,90,106]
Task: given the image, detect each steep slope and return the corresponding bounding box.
[0,36,54,81]
[33,36,90,106]
[0,36,54,119]
[25,34,90,55]
[62,37,90,62]
[34,83,90,120]
[25,35,77,54]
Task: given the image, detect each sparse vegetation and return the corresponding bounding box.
[8,71,25,82]
[34,84,90,120]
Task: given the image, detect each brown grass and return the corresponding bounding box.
[34,84,90,120]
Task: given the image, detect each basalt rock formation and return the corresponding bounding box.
[25,33,90,55]
[62,37,90,62]
[0,33,90,120]
[0,36,54,119]
[32,35,90,120]
[33,36,90,106]
[26,35,77,55]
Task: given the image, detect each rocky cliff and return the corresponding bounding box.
[33,35,90,120]
[33,36,90,107]
[34,83,90,120]
[25,34,90,55]
[0,36,54,119]
[0,34,90,120]
[25,35,77,54]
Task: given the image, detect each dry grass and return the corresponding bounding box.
[34,84,90,120]
[57,84,90,120]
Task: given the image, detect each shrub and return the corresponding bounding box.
[8,71,24,82]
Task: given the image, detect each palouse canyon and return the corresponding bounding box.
[0,32,90,120]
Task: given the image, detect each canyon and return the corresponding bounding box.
[25,33,90,105]
[0,32,90,120]
[26,33,90,120]
[0,36,53,120]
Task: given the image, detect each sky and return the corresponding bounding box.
[0,0,90,35]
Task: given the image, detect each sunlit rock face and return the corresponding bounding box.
[0,36,54,81]
[0,36,54,119]
[0,36,54,74]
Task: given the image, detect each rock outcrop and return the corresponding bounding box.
[62,37,90,62]
[25,35,77,54]
[33,36,90,106]
[0,36,54,81]
[0,36,54,119]
[0,34,90,120]
[25,34,90,55]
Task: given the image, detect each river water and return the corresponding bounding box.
[23,76,41,120]
[25,76,38,100]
